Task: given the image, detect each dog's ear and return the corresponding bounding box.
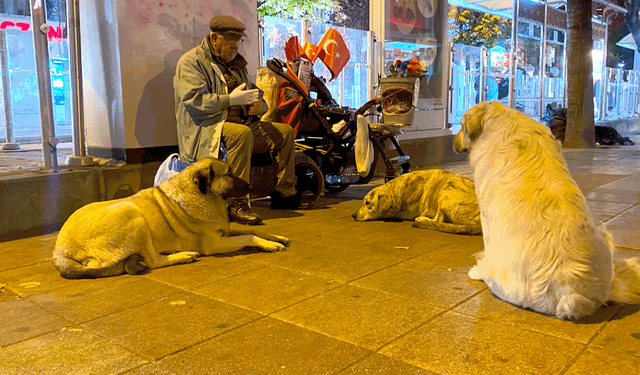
[193,166,214,195]
[463,102,492,141]
[364,190,378,209]
[377,192,393,215]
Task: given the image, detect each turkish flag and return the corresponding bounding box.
[284,36,301,61]
[301,42,320,62]
[316,28,350,81]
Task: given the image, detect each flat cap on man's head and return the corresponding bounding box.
[210,15,247,36]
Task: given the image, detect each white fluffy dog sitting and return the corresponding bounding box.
[454,101,640,320]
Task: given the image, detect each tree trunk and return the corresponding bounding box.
[564,0,595,148]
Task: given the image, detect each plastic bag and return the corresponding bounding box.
[154,153,191,186]
[355,115,374,177]
[256,66,284,122]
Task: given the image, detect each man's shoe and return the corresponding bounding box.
[270,192,299,210]
[228,199,263,225]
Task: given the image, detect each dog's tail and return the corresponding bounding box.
[412,217,482,235]
[52,248,148,279]
[610,256,640,304]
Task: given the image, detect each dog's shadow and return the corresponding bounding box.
[306,195,365,210]
[490,289,640,324]
[212,248,271,258]
[305,183,382,210]
[250,202,304,220]
[572,303,639,324]
[249,183,379,214]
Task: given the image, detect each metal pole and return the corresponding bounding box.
[508,0,519,109]
[303,20,311,45]
[446,42,454,129]
[257,14,264,66]
[480,46,486,101]
[373,32,382,96]
[0,30,19,150]
[600,9,613,120]
[30,0,58,169]
[539,0,548,121]
[616,66,622,117]
[65,0,93,166]
[367,30,374,100]
[338,67,344,107]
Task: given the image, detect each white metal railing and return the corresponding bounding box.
[450,45,640,125]
[597,67,640,120]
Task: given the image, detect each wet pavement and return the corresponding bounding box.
[1,145,640,374]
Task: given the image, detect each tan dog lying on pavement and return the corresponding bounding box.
[352,170,482,235]
[454,101,640,320]
[53,157,289,279]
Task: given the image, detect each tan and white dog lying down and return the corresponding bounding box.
[352,170,482,235]
[53,157,289,279]
[454,101,640,320]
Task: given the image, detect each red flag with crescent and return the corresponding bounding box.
[302,42,320,62]
[316,28,350,81]
[284,36,301,61]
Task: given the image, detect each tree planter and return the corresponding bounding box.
[379,76,420,125]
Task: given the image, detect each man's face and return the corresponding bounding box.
[212,32,242,63]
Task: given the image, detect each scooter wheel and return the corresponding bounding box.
[294,153,324,208]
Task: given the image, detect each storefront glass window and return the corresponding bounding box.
[0,0,71,143]
[45,0,63,22]
[261,15,304,67]
[543,27,565,114]
[260,16,371,109]
[516,20,542,118]
[5,0,30,16]
[384,0,447,109]
[449,44,483,127]
[6,29,38,140]
[311,24,370,109]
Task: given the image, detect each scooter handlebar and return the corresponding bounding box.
[267,58,286,74]
[355,98,381,116]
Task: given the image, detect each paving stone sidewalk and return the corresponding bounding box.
[1,147,640,374]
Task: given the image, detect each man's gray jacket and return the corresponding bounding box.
[173,36,258,163]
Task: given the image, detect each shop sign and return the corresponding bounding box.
[0,20,66,42]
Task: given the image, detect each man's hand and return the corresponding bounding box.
[248,100,262,116]
[229,83,259,106]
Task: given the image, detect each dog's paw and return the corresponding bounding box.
[124,254,149,275]
[176,251,199,263]
[413,216,435,229]
[259,233,290,246]
[257,238,287,252]
[273,235,290,246]
[166,251,199,265]
[468,266,482,280]
[267,241,287,252]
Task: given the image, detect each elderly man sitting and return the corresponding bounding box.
[173,15,298,225]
